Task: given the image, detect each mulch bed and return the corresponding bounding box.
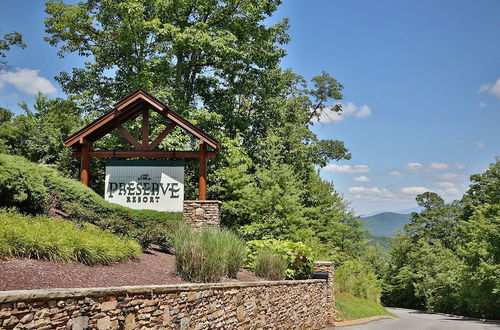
[0,249,263,291]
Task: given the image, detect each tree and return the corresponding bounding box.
[416,191,444,209]
[0,31,25,70]
[0,95,83,176]
[383,161,500,319]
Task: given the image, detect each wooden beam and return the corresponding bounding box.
[199,142,207,200]
[115,123,141,150]
[72,150,217,158]
[80,140,92,186]
[164,111,218,150]
[148,122,177,150]
[142,109,149,147]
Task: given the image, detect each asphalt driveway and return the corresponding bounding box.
[335,308,500,330]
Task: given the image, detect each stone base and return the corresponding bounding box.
[183,200,221,227]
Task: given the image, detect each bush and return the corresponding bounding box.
[246,239,314,279]
[0,154,183,248]
[172,226,247,282]
[335,259,382,302]
[254,253,287,280]
[0,209,141,265]
[220,230,247,278]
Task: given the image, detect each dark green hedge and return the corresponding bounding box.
[0,153,183,248]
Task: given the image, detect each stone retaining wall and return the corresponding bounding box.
[183,200,221,227]
[0,262,334,330]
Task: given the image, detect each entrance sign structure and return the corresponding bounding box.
[105,159,185,212]
[64,90,218,201]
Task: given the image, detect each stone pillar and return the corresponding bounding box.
[183,200,221,228]
[313,261,335,325]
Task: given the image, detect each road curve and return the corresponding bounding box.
[335,308,500,330]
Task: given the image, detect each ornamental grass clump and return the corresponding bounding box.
[254,252,287,281]
[0,209,142,265]
[172,226,246,282]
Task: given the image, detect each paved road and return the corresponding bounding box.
[337,308,500,330]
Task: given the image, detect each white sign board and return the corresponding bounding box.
[104,160,184,212]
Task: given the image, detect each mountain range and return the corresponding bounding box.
[360,212,411,237]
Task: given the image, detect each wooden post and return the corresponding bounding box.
[142,109,149,148]
[80,140,92,186]
[199,142,207,200]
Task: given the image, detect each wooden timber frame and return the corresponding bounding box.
[64,89,218,200]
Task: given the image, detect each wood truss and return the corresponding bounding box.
[64,90,219,200]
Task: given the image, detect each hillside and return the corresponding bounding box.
[361,212,411,237]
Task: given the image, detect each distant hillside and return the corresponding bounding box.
[360,212,411,237]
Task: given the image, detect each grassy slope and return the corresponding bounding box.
[336,293,393,320]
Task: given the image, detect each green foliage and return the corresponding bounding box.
[0,95,83,177]
[383,159,500,319]
[246,239,313,279]
[335,293,393,321]
[0,209,141,265]
[0,153,183,248]
[254,253,287,281]
[0,31,25,69]
[172,226,247,282]
[335,259,382,302]
[457,203,500,318]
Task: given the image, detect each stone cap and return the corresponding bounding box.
[313,261,334,266]
[184,200,222,204]
[0,279,326,304]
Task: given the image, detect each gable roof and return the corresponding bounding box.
[64,89,219,150]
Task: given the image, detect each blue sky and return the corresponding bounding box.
[1,0,499,215]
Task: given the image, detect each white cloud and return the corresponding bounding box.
[353,175,370,182]
[429,162,449,170]
[355,105,372,118]
[316,102,372,123]
[476,141,486,149]
[323,164,370,174]
[401,186,431,195]
[445,187,460,195]
[405,162,423,172]
[453,163,466,170]
[0,68,57,95]
[348,186,395,201]
[478,78,500,99]
[438,173,463,181]
[479,102,487,108]
[389,171,403,178]
[438,181,455,188]
[479,83,491,93]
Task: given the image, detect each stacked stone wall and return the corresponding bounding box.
[183,200,221,227]
[0,277,334,329]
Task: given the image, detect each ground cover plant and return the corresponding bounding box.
[0,209,141,265]
[172,226,247,282]
[0,153,183,249]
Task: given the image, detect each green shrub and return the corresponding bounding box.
[0,154,183,248]
[220,230,247,278]
[246,239,314,279]
[0,154,50,213]
[0,209,141,265]
[335,259,382,302]
[254,253,287,280]
[172,226,247,282]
